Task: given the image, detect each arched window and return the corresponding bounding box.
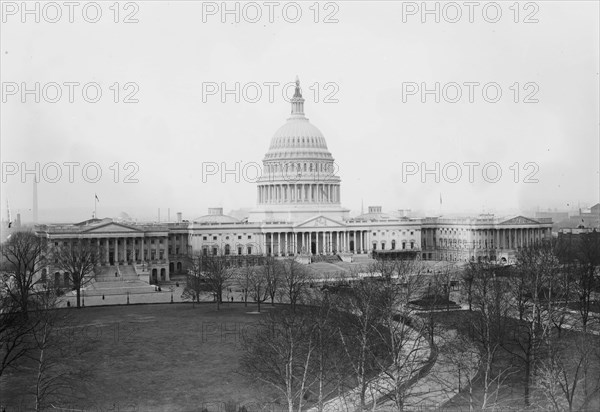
[225,244,230,255]
[391,240,396,250]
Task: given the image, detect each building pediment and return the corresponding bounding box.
[295,215,346,229]
[82,222,143,234]
[499,216,540,226]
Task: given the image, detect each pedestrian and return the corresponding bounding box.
[67,301,70,307]
[102,294,105,300]
[115,271,118,277]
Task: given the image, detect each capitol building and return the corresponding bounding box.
[35,79,553,285]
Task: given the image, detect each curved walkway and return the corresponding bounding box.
[308,320,431,412]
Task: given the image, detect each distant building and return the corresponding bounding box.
[556,203,600,231]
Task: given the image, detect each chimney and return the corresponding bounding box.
[177,212,182,223]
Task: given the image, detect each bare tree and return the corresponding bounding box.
[573,232,600,332]
[28,289,90,411]
[263,255,279,306]
[0,231,47,377]
[279,258,311,311]
[236,262,253,307]
[375,271,431,411]
[240,308,317,412]
[53,239,99,308]
[335,276,388,410]
[202,251,234,311]
[181,254,207,306]
[1,231,46,317]
[0,290,37,378]
[535,334,600,412]
[247,265,269,312]
[468,260,512,410]
[505,242,561,407]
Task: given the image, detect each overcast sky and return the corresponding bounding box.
[1,0,598,223]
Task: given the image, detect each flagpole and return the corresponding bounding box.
[94,194,97,219]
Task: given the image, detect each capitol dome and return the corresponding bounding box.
[263,80,334,162]
[248,77,349,223]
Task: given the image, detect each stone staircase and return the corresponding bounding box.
[310,254,342,264]
[351,254,376,264]
[84,264,154,296]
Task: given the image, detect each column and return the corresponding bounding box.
[277,232,281,256]
[316,232,319,255]
[262,233,268,256]
[114,238,119,263]
[358,230,362,253]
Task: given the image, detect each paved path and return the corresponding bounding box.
[308,322,430,412]
[57,287,250,308]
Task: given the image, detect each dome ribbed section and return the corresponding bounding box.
[265,118,333,161]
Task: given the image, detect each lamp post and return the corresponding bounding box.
[170,286,174,303]
[127,290,130,305]
[82,288,85,308]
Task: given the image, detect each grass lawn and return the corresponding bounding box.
[0,302,284,412]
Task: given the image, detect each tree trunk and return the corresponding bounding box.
[524,350,531,406]
[76,284,81,308]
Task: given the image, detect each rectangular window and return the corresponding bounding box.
[238,247,242,255]
[203,236,207,241]
[238,235,242,240]
[247,246,252,254]
[213,236,217,241]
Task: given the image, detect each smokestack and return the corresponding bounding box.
[168,208,171,222]
[177,212,182,223]
[33,179,38,223]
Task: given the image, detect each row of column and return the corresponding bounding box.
[261,230,369,256]
[93,237,166,265]
[258,183,339,204]
[436,227,550,250]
